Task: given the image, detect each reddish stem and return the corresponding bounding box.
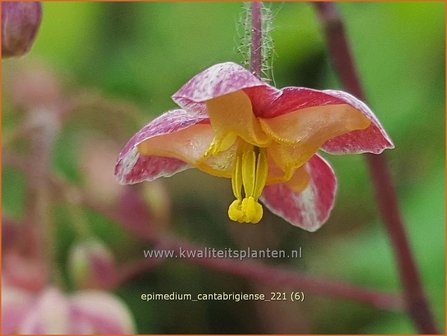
[250,1,262,77]
[313,3,438,334]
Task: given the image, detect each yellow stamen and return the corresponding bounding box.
[228,200,244,223]
[227,144,268,224]
[231,154,242,201]
[241,149,256,197]
[204,132,237,159]
[253,149,268,199]
[241,197,263,223]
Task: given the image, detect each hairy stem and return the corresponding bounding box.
[250,1,262,77]
[313,3,438,333]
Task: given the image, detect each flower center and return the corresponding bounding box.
[228,144,268,224]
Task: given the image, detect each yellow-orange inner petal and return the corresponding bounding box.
[264,150,295,185]
[286,165,310,193]
[259,104,371,146]
[137,124,232,178]
[267,142,317,181]
[206,90,271,149]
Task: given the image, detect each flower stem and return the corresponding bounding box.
[250,1,263,77]
[313,3,438,334]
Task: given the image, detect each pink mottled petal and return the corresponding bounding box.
[19,288,70,334]
[261,154,337,232]
[1,286,33,334]
[257,87,344,118]
[117,153,187,186]
[320,90,394,154]
[243,85,281,117]
[172,62,267,112]
[115,109,208,184]
[70,290,135,334]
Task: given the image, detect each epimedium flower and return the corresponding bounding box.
[115,62,393,231]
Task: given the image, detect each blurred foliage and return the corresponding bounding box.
[2,2,445,334]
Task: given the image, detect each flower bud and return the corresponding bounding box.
[2,2,42,58]
[68,239,117,289]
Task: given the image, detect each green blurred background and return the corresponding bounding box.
[2,2,445,334]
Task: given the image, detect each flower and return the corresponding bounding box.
[2,285,135,334]
[115,62,393,231]
[2,2,42,58]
